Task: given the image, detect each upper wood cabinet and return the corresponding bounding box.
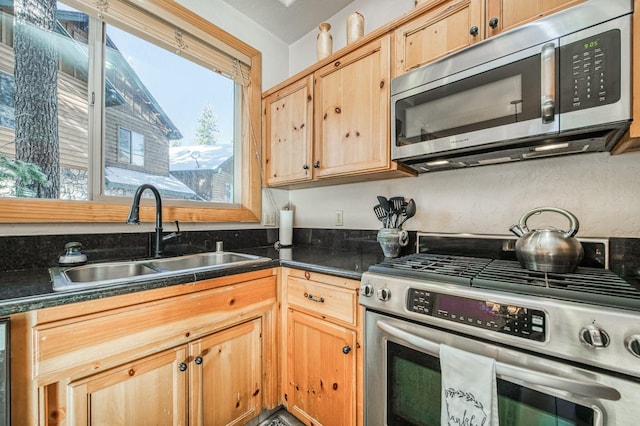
[263,76,314,186]
[394,0,583,77]
[485,0,584,37]
[262,35,413,188]
[313,35,391,179]
[394,0,484,76]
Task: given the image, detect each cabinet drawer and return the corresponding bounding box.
[287,277,356,325]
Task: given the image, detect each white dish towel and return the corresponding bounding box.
[440,344,499,426]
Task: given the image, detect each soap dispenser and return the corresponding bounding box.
[58,241,88,266]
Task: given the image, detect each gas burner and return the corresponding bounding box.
[474,259,640,311]
[369,253,491,286]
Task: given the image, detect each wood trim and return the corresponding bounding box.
[1,0,262,224]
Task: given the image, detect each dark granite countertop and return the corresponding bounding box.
[0,245,385,317]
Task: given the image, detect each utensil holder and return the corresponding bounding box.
[377,228,409,258]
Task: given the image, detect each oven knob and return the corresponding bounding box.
[625,335,640,358]
[579,324,610,348]
[377,287,391,301]
[360,284,374,297]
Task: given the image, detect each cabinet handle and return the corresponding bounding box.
[342,345,352,354]
[194,356,203,365]
[178,362,187,372]
[313,161,320,169]
[469,26,479,37]
[489,17,499,29]
[304,292,325,303]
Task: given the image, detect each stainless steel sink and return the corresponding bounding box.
[148,252,268,271]
[50,251,271,291]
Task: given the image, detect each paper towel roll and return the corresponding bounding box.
[279,210,293,247]
[279,248,293,260]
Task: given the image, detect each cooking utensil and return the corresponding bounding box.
[389,196,405,228]
[397,198,415,228]
[373,204,388,226]
[377,196,392,227]
[509,207,584,273]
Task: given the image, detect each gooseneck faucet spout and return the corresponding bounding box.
[126,184,179,258]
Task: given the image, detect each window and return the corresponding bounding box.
[0,0,261,222]
[117,128,144,167]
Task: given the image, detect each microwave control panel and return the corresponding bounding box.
[407,288,546,342]
[560,29,621,112]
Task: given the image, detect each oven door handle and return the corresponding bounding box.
[376,320,621,401]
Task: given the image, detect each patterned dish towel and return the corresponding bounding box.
[440,344,499,426]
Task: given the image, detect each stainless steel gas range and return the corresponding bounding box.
[360,233,640,426]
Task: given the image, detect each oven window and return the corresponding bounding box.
[387,341,594,426]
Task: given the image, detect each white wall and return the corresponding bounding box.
[288,0,414,75]
[289,151,640,238]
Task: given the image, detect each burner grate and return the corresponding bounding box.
[367,253,640,310]
[473,260,640,310]
[368,253,492,286]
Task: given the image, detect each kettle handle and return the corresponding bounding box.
[518,207,580,238]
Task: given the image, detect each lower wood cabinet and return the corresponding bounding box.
[281,268,363,426]
[11,269,278,426]
[67,318,262,426]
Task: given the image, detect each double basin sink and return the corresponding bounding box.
[49,251,272,292]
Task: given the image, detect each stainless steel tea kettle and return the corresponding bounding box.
[509,207,584,273]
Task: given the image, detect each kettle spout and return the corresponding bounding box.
[509,224,525,237]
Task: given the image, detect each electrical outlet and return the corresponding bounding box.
[264,212,276,226]
[335,210,344,226]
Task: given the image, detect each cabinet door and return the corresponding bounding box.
[287,310,357,425]
[313,35,391,178]
[68,346,188,426]
[486,0,584,36]
[394,0,484,76]
[190,318,262,426]
[263,76,314,186]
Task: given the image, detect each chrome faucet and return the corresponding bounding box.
[126,183,180,258]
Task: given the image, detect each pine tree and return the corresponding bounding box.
[194,103,220,145]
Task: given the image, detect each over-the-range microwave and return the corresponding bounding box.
[391,0,632,173]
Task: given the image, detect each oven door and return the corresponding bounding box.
[364,311,638,426]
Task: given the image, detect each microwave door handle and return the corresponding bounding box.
[541,42,556,123]
[376,320,621,401]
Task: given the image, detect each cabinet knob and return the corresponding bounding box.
[342,345,352,354]
[469,26,479,37]
[489,17,499,29]
[194,356,203,365]
[178,362,188,372]
[313,161,320,169]
[302,164,309,170]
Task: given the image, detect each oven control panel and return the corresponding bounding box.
[407,288,546,342]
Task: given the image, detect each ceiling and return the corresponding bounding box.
[220,0,355,44]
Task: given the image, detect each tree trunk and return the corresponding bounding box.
[13,0,60,198]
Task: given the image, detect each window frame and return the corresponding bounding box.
[0,0,262,224]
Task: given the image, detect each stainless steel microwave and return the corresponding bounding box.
[391,0,632,173]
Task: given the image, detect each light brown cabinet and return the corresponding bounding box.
[313,35,391,179]
[394,0,583,76]
[394,0,484,76]
[263,76,314,186]
[281,268,363,426]
[262,35,413,188]
[11,270,278,426]
[485,0,584,37]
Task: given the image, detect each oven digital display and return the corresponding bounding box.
[407,288,546,341]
